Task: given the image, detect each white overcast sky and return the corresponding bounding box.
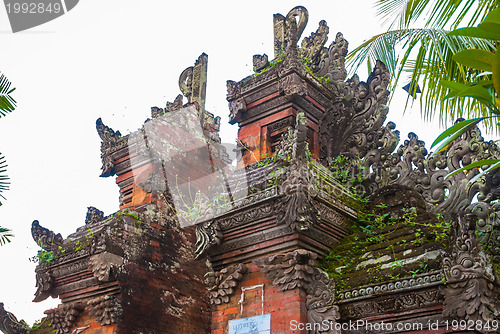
[0,0,449,324]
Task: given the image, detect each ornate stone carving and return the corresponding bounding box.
[87,295,122,326]
[278,72,306,99]
[33,270,54,302]
[152,94,184,118]
[473,202,500,262]
[44,303,85,334]
[319,60,393,162]
[254,249,318,291]
[342,289,442,319]
[178,53,208,112]
[276,114,317,231]
[442,214,499,322]
[96,118,125,177]
[300,20,329,66]
[217,197,276,230]
[31,220,63,251]
[306,270,341,334]
[273,6,308,58]
[195,220,223,258]
[253,54,269,72]
[228,97,247,124]
[88,252,124,282]
[85,207,104,225]
[313,32,348,86]
[338,272,443,301]
[226,80,241,101]
[255,249,340,333]
[0,303,28,334]
[205,263,247,305]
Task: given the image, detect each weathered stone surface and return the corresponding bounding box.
[0,303,28,334]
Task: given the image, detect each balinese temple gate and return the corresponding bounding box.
[1,6,499,334]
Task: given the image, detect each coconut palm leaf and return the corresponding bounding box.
[347,28,495,126]
[0,153,9,206]
[0,73,16,117]
[0,226,13,245]
[376,0,498,30]
[348,0,499,129]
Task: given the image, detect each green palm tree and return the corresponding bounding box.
[0,72,16,244]
[348,0,498,128]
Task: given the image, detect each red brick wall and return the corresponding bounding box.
[211,262,308,334]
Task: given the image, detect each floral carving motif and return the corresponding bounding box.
[254,249,340,333]
[44,303,85,334]
[31,220,63,251]
[87,295,122,326]
[441,214,499,323]
[254,249,318,291]
[205,263,247,305]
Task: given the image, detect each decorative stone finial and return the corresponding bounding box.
[178,53,208,112]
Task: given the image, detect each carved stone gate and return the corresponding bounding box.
[1,5,499,334]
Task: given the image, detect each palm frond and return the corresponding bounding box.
[0,153,9,205]
[0,73,16,117]
[347,28,496,128]
[376,0,499,30]
[0,226,13,245]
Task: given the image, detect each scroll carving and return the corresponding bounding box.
[44,303,85,334]
[274,6,308,58]
[31,220,63,251]
[442,214,499,323]
[33,270,55,302]
[319,60,393,162]
[306,270,341,334]
[96,118,125,177]
[87,295,122,326]
[254,249,340,333]
[195,220,222,258]
[0,303,28,334]
[205,263,247,305]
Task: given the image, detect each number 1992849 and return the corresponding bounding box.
[5,2,62,14]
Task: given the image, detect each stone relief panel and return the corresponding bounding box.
[205,263,247,305]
